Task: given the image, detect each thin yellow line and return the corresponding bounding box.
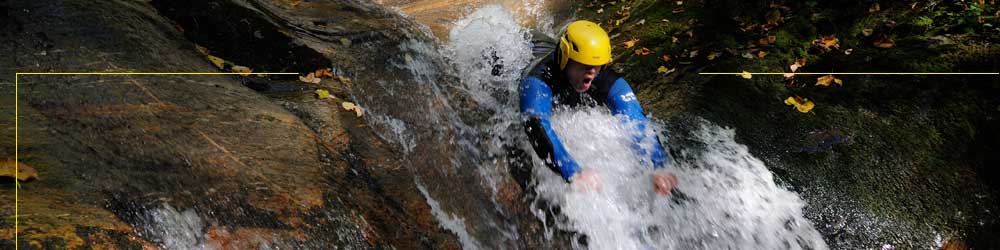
[14,73,18,250]
[15,72,298,75]
[700,72,1000,75]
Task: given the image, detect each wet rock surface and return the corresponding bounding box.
[0,0,502,248]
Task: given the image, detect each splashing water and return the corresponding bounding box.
[530,110,829,250]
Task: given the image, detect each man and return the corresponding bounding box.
[520,20,677,196]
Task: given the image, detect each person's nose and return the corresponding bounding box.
[585,66,599,76]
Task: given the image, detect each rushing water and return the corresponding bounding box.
[436,5,830,249]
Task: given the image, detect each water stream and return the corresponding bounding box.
[383,4,829,249]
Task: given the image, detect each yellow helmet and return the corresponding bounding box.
[558,20,612,70]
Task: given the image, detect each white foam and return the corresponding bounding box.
[532,110,829,250]
[417,181,484,249]
[142,204,207,250]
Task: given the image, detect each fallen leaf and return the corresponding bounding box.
[741,71,753,79]
[206,55,226,69]
[636,19,646,26]
[195,45,210,55]
[812,34,839,52]
[635,47,652,56]
[790,62,802,72]
[783,73,795,78]
[597,8,604,14]
[314,68,334,78]
[784,96,815,113]
[675,1,683,5]
[623,38,639,48]
[873,35,895,48]
[231,65,252,76]
[688,50,699,58]
[315,89,331,99]
[869,3,880,13]
[671,36,679,43]
[291,0,302,7]
[844,48,853,55]
[299,73,321,84]
[686,30,694,38]
[862,28,874,36]
[662,54,672,62]
[657,66,676,74]
[1,159,38,182]
[816,75,843,87]
[758,51,769,58]
[768,35,777,44]
[342,102,364,117]
[707,52,720,60]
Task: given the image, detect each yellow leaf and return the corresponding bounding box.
[816,74,842,87]
[784,96,815,113]
[299,72,321,84]
[707,51,719,60]
[231,65,252,76]
[623,38,638,48]
[657,66,675,74]
[342,102,364,117]
[206,55,225,69]
[315,89,331,99]
[1,159,38,182]
[740,71,752,79]
[757,51,768,58]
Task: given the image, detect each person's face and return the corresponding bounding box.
[564,60,601,93]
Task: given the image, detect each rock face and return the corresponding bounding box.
[0,0,504,248]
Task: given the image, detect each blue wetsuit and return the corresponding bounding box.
[520,51,668,182]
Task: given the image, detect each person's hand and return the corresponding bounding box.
[651,170,678,196]
[571,169,603,193]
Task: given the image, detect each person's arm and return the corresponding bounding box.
[520,76,583,181]
[605,77,668,168]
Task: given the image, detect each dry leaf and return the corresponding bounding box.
[671,36,679,43]
[662,54,672,62]
[299,73,321,84]
[844,48,853,55]
[688,50,699,58]
[206,55,225,69]
[623,38,639,48]
[862,28,874,36]
[784,96,815,113]
[291,0,302,7]
[636,19,646,26]
[816,75,843,87]
[869,3,880,13]
[231,65,252,76]
[1,159,38,182]
[740,71,753,79]
[314,68,334,78]
[757,51,769,58]
[597,8,604,14]
[195,45,210,55]
[315,89,331,99]
[707,52,720,60]
[635,47,652,56]
[342,102,364,117]
[873,35,895,48]
[657,66,676,74]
